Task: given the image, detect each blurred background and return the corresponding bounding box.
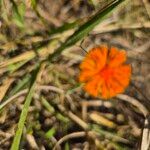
[0,0,150,149]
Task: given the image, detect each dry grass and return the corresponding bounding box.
[0,0,150,149]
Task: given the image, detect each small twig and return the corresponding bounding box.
[81,100,112,121]
[82,103,88,121]
[65,94,76,111]
[141,117,150,150]
[26,134,39,150]
[92,22,150,34]
[0,85,64,110]
[80,45,88,54]
[38,85,64,94]
[131,82,150,102]
[81,100,112,108]
[0,89,28,110]
[69,111,89,129]
[53,131,87,150]
[50,137,61,150]
[116,94,149,117]
[57,104,89,130]
[79,39,88,54]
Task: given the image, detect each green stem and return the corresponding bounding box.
[10,63,41,150]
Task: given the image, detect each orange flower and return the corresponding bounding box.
[79,46,131,99]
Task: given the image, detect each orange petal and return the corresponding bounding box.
[108,47,126,67]
[107,77,124,95]
[112,65,131,88]
[105,79,118,98]
[84,76,103,97]
[101,82,110,99]
[79,70,97,82]
[88,46,108,71]
[113,65,131,79]
[80,58,96,70]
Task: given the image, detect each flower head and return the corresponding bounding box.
[79,46,131,99]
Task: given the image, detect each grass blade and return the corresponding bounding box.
[10,64,41,150]
[11,0,25,28]
[48,21,79,35]
[45,128,56,139]
[48,0,124,60]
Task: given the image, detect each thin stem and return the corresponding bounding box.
[53,131,87,150]
[117,94,149,117]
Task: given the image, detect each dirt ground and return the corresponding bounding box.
[0,0,150,150]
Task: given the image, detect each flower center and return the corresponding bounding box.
[100,66,114,81]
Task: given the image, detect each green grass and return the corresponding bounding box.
[10,63,41,150]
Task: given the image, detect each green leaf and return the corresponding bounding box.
[56,113,69,123]
[41,97,55,114]
[41,97,69,123]
[48,21,79,35]
[10,63,41,150]
[8,60,29,73]
[48,0,124,61]
[8,74,31,97]
[11,0,26,28]
[45,128,56,139]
